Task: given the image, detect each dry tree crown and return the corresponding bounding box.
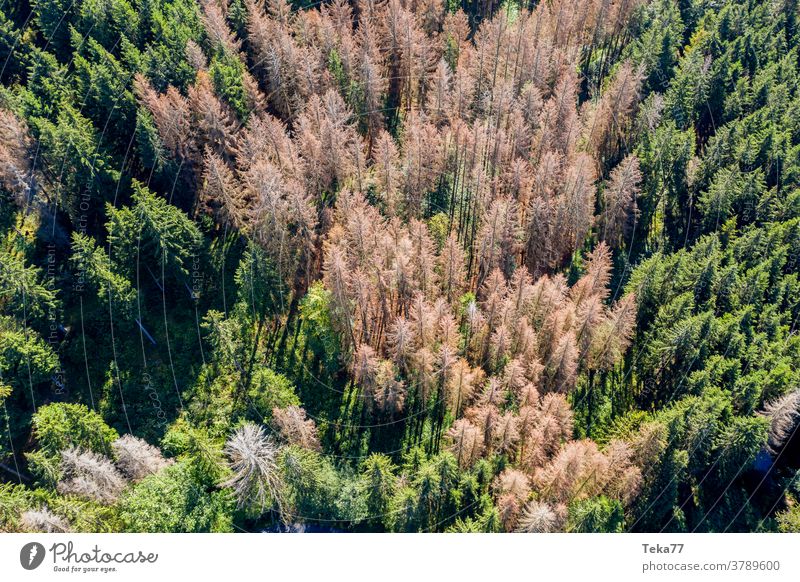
[223,423,287,519]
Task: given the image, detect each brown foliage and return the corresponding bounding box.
[200,148,248,228]
[127,0,648,521]
[600,154,642,247]
[20,508,71,533]
[273,405,322,451]
[0,109,34,204]
[112,435,172,482]
[135,74,195,162]
[582,61,644,169]
[57,448,127,505]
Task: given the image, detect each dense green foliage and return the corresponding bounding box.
[1,0,800,533]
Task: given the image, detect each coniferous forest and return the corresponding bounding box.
[1,0,800,533]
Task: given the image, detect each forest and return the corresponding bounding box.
[1,0,800,533]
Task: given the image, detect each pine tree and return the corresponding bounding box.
[223,423,286,517]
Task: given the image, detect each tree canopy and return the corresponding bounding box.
[2,0,800,533]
